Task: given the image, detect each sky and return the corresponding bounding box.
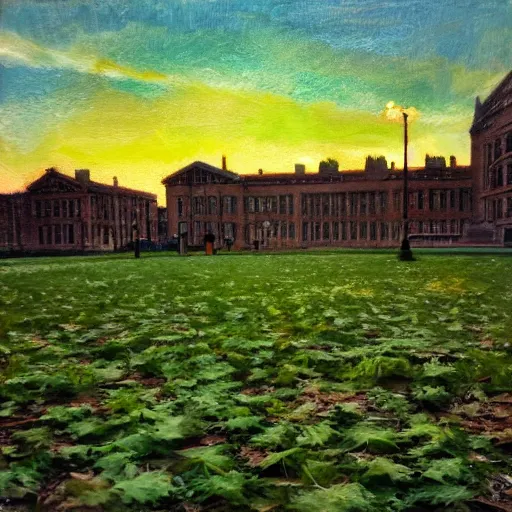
[0,0,511,202]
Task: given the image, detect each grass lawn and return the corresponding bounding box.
[1,252,512,511]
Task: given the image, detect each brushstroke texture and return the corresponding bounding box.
[0,0,511,198]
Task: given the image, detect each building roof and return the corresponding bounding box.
[27,168,157,199]
[163,161,471,187]
[471,70,512,134]
[162,161,240,185]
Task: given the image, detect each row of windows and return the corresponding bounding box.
[244,195,294,215]
[425,189,472,212]
[485,163,512,190]
[300,220,467,243]
[301,192,388,217]
[486,197,512,220]
[484,133,512,169]
[189,196,238,216]
[301,189,471,216]
[302,221,399,242]
[38,224,75,245]
[244,222,296,243]
[35,199,81,219]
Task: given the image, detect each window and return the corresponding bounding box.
[323,222,330,240]
[333,222,339,240]
[393,222,401,240]
[222,196,235,214]
[76,199,81,217]
[194,221,202,242]
[370,222,377,241]
[208,196,218,215]
[378,192,388,213]
[254,197,261,213]
[360,193,367,215]
[280,222,287,239]
[350,221,357,240]
[35,201,42,218]
[288,195,294,215]
[269,196,277,213]
[302,222,308,242]
[301,195,308,215]
[439,191,447,210]
[507,132,512,153]
[177,197,183,217]
[497,166,504,187]
[103,226,109,244]
[449,190,456,209]
[450,220,457,233]
[507,164,512,185]
[340,193,347,215]
[369,192,376,214]
[359,222,368,240]
[494,138,502,160]
[46,225,52,245]
[53,201,60,217]
[91,197,97,218]
[193,196,206,215]
[314,222,320,241]
[429,190,435,210]
[497,199,504,219]
[54,224,62,244]
[418,221,424,233]
[349,193,358,215]
[68,225,74,244]
[245,197,255,213]
[380,222,389,240]
[507,198,512,218]
[279,196,287,214]
[486,143,493,166]
[44,201,51,217]
[63,200,69,218]
[417,190,424,210]
[341,221,347,240]
[223,222,235,239]
[289,223,295,239]
[38,226,44,245]
[393,191,401,211]
[440,220,447,234]
[322,195,330,216]
[313,195,321,216]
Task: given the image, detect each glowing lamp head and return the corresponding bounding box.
[384,101,419,122]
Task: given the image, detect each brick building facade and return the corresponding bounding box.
[469,71,512,245]
[0,168,157,254]
[163,157,473,251]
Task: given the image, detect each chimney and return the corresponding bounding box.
[391,162,396,171]
[113,176,118,187]
[295,163,306,175]
[449,156,457,169]
[75,169,90,184]
[258,168,263,175]
[222,155,227,171]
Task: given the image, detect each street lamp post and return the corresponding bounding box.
[399,112,414,261]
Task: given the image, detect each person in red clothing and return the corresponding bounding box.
[204,231,215,255]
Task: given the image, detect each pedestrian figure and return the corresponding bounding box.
[204,231,215,256]
[179,231,188,255]
[225,237,234,252]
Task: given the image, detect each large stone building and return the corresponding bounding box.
[162,156,473,251]
[470,71,512,245]
[0,168,157,254]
